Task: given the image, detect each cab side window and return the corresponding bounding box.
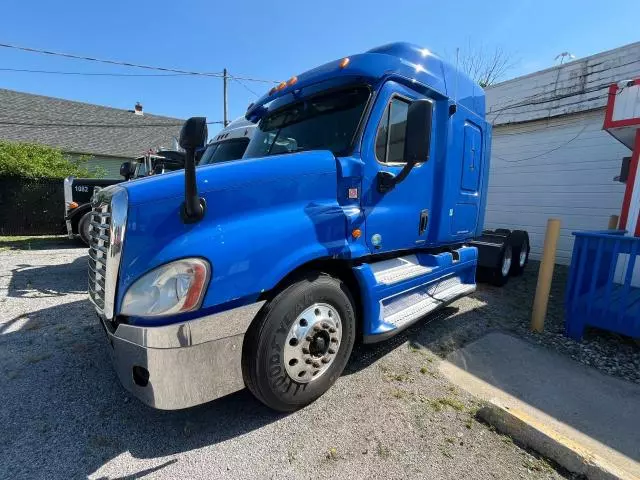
[375,97,410,163]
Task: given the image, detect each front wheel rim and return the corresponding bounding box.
[283,303,342,384]
[501,247,512,277]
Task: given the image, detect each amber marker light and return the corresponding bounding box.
[339,57,350,69]
[352,228,362,239]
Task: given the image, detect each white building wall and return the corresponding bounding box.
[485,110,629,265]
[484,42,640,265]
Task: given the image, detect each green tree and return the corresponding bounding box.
[0,141,104,179]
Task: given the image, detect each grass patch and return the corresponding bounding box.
[381,365,414,383]
[0,235,69,252]
[375,441,391,459]
[428,397,465,412]
[466,400,486,416]
[439,447,453,459]
[522,457,554,473]
[390,388,415,401]
[390,372,412,382]
[419,365,437,377]
[325,447,339,461]
[378,363,390,374]
[26,353,51,364]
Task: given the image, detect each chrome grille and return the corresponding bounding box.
[88,203,111,312]
[87,186,127,320]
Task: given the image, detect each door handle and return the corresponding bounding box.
[419,209,429,235]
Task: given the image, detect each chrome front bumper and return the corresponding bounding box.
[101,301,265,410]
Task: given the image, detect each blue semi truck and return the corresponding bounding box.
[88,43,529,411]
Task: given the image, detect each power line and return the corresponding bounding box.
[493,124,588,163]
[0,42,279,83]
[0,67,195,77]
[230,75,260,97]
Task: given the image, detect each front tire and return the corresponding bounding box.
[242,272,356,412]
[78,211,92,246]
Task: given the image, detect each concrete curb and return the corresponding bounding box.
[477,401,639,480]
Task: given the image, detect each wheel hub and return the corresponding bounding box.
[283,303,342,384]
[309,331,330,357]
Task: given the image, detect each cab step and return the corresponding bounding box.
[382,276,475,328]
[370,255,434,285]
[353,246,478,343]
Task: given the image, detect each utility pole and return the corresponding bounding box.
[223,68,229,127]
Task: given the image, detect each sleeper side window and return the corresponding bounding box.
[375,97,410,164]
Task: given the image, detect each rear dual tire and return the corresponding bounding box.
[490,243,512,286]
[509,233,530,276]
[242,272,356,412]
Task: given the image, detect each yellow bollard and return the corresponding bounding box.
[608,215,619,230]
[531,218,561,333]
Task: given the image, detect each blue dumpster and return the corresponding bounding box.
[565,231,640,340]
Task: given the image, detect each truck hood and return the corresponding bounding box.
[121,150,337,206]
[116,149,346,318]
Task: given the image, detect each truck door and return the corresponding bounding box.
[450,120,483,237]
[360,81,436,253]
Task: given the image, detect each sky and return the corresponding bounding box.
[0,0,638,134]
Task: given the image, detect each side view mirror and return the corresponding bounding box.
[120,161,134,180]
[179,117,208,151]
[377,99,433,193]
[180,117,208,223]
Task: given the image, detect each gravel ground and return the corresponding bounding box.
[1,240,623,480]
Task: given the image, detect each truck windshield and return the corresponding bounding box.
[244,86,370,158]
[133,160,149,178]
[199,138,250,166]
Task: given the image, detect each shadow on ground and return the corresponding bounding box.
[0,235,83,252]
[5,255,88,301]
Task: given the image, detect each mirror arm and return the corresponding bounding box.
[377,159,418,193]
[181,147,206,223]
[394,159,417,184]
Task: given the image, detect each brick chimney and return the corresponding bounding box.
[134,102,143,116]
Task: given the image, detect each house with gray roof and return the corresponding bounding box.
[0,88,184,178]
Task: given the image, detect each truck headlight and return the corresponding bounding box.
[120,258,210,317]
